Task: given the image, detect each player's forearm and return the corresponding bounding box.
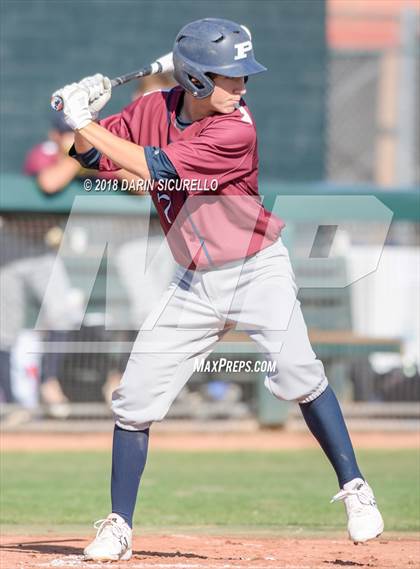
[78,122,151,180]
[74,131,94,154]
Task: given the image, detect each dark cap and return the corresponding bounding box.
[51,111,73,133]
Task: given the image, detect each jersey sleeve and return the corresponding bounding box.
[164,119,256,188]
[144,147,178,180]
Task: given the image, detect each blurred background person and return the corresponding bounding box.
[23,112,80,194]
[23,111,125,195]
[0,223,83,421]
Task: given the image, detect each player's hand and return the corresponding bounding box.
[78,73,112,117]
[51,83,92,130]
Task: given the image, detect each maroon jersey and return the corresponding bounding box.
[99,87,284,269]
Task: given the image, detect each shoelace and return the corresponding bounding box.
[93,518,125,541]
[330,483,376,507]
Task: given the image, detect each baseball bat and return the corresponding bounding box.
[51,51,174,112]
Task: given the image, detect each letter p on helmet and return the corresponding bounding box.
[234,40,252,60]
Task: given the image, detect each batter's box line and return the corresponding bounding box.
[37,555,325,569]
[38,557,319,569]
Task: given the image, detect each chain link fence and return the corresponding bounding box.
[1,206,418,429]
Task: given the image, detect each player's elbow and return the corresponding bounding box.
[133,168,151,181]
[130,147,152,181]
[130,158,151,181]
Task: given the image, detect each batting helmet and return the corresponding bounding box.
[173,18,267,99]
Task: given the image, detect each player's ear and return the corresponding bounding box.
[189,75,205,89]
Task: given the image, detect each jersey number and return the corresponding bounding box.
[157,193,172,224]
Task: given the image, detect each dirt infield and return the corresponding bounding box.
[2,429,419,452]
[1,534,419,569]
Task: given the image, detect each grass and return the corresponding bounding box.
[0,449,419,533]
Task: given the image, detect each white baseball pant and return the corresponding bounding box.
[112,238,328,430]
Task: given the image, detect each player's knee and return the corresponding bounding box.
[264,358,328,402]
[112,402,167,430]
[264,374,301,401]
[111,388,173,430]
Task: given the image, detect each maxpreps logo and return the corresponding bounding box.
[234,40,252,60]
[194,358,277,374]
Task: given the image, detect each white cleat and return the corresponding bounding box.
[331,478,384,544]
[83,513,132,561]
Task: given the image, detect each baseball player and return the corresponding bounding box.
[53,18,384,562]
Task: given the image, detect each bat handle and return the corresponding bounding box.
[50,80,117,112]
[51,94,64,112]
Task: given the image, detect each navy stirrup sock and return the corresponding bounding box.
[299,386,363,488]
[111,425,149,528]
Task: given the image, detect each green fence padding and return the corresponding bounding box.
[1,174,418,220]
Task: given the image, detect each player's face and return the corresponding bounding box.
[209,75,247,114]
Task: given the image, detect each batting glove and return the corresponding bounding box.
[78,73,112,117]
[51,83,92,130]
